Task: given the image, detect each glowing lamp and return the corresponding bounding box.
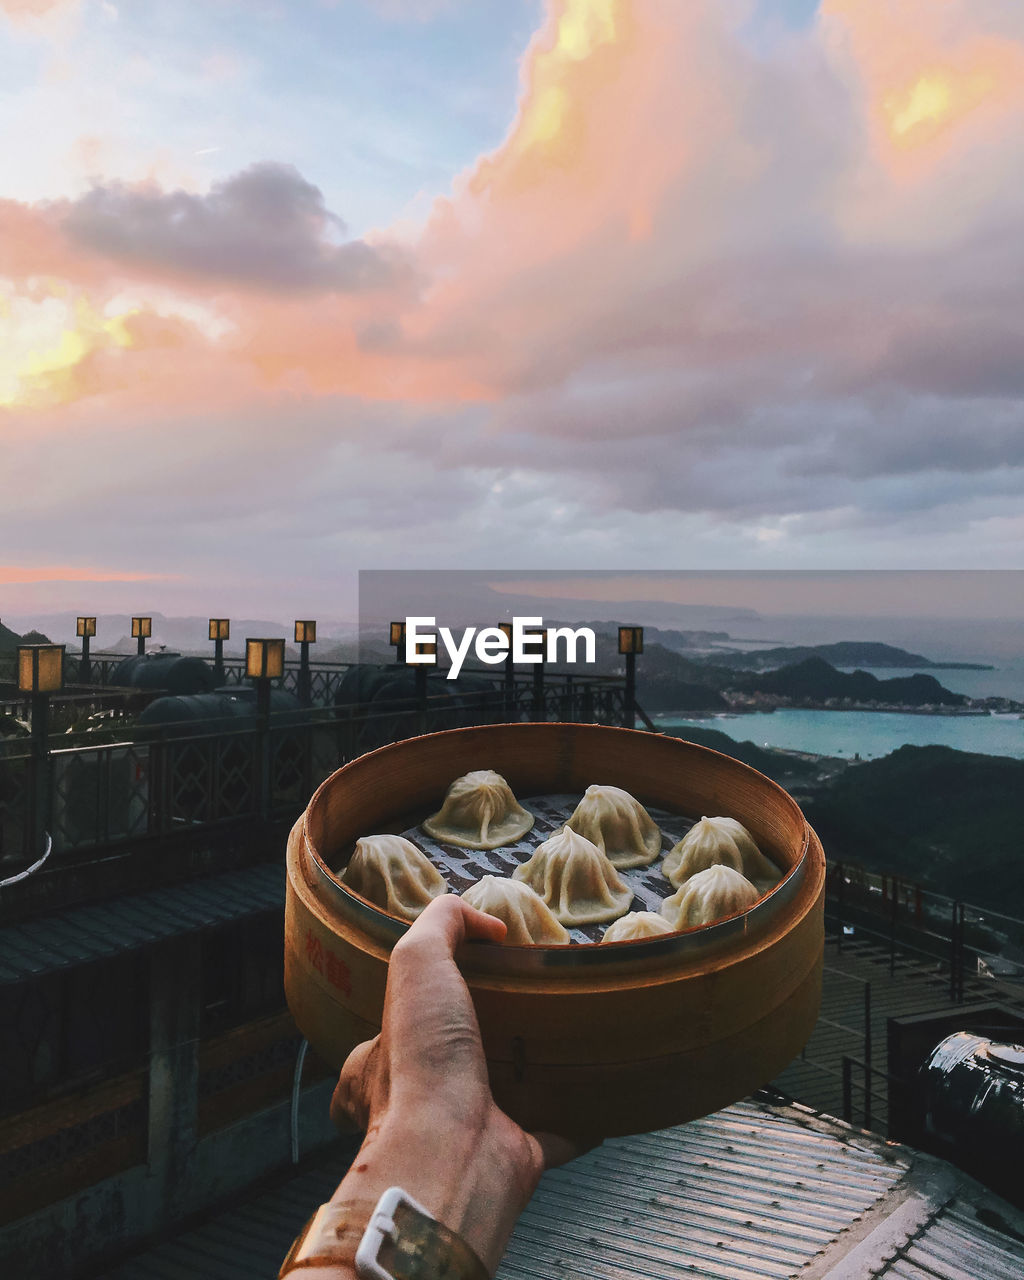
[77,617,96,638]
[295,620,317,644]
[209,618,230,641]
[131,616,152,639]
[18,644,65,694]
[389,621,406,648]
[618,626,644,655]
[246,638,285,680]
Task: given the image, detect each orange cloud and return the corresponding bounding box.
[820,0,1024,240]
[0,565,176,583]
[4,0,1024,423]
[823,0,1024,151]
[0,0,74,14]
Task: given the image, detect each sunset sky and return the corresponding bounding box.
[2,0,1022,618]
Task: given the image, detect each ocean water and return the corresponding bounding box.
[654,708,1024,761]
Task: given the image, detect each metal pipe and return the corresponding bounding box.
[290,1038,309,1164]
[863,982,873,1130]
[624,650,636,728]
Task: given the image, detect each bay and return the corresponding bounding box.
[653,707,1024,761]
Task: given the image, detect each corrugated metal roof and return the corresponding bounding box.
[877,1201,1024,1280]
[88,1094,1024,1280]
[497,1100,908,1280]
[0,862,285,983]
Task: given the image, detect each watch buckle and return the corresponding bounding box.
[355,1186,433,1280]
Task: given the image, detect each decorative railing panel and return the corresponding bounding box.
[0,671,633,869]
[50,742,150,853]
[0,740,31,865]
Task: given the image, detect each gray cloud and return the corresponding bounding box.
[62,162,406,292]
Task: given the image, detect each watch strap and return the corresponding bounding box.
[279,1199,373,1274]
[279,1188,490,1279]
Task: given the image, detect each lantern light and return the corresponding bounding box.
[18,644,65,694]
[389,621,406,648]
[209,618,230,641]
[131,616,152,639]
[246,638,285,680]
[618,626,644,655]
[295,620,317,644]
[76,616,96,638]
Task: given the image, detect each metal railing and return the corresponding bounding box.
[825,860,1024,1005]
[0,674,634,868]
[841,1055,901,1133]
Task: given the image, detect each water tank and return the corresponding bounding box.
[137,687,301,732]
[111,653,216,696]
[922,1031,1024,1204]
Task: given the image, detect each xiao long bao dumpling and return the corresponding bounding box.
[661,865,759,930]
[513,826,633,926]
[565,784,662,869]
[462,876,570,946]
[342,835,446,921]
[602,911,675,944]
[662,815,780,889]
[422,770,535,850]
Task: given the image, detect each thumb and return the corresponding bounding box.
[331,1035,382,1133]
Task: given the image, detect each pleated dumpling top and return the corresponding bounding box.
[660,864,759,930]
[602,911,675,943]
[462,876,570,946]
[513,826,633,926]
[662,815,780,888]
[342,834,447,921]
[565,784,662,869]
[422,770,535,850]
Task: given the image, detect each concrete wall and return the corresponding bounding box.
[1,1076,341,1277]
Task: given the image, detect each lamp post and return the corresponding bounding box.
[132,616,152,657]
[527,627,547,721]
[498,622,516,722]
[18,644,65,858]
[295,620,316,706]
[389,621,406,665]
[76,616,96,683]
[209,618,230,685]
[618,626,644,729]
[246,638,284,718]
[247,638,285,819]
[411,639,436,736]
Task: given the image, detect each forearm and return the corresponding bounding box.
[283,1113,543,1279]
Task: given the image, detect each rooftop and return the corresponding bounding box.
[94,1095,1024,1280]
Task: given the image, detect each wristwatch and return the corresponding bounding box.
[278,1185,490,1279]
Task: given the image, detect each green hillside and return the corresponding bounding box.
[803,745,1024,915]
[661,724,819,785]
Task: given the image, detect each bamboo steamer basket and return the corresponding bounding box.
[285,722,824,1138]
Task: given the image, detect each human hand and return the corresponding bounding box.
[328,893,582,1275]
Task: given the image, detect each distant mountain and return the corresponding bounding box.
[631,643,733,712]
[356,571,762,632]
[737,658,966,707]
[577,621,731,651]
[0,620,24,653]
[709,641,992,672]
